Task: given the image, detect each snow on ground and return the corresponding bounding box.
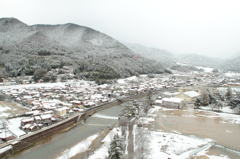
[0,80,92,91]
[0,104,10,118]
[88,128,121,159]
[0,82,66,90]
[125,76,137,81]
[148,130,212,159]
[200,106,235,114]
[224,72,240,77]
[198,108,240,124]
[149,105,161,113]
[91,113,118,120]
[176,62,189,66]
[7,117,26,137]
[196,66,213,72]
[56,134,99,159]
[194,147,231,159]
[0,145,12,153]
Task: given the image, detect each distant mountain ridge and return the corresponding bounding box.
[123,43,176,67]
[123,43,226,69]
[0,18,167,80]
[176,54,224,68]
[220,55,240,72]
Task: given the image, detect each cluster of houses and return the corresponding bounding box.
[0,68,240,141]
[153,70,240,109]
[154,88,202,109]
[0,76,165,135]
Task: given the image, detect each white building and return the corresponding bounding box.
[162,98,184,109]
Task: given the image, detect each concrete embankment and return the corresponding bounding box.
[0,100,121,159]
[0,90,164,159]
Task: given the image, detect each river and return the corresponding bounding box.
[156,107,240,158]
[10,94,240,159]
[10,104,125,159]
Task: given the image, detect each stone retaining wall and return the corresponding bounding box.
[0,100,121,159]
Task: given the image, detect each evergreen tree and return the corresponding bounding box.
[201,88,209,106]
[207,89,216,105]
[108,134,124,159]
[194,98,201,109]
[214,91,224,101]
[215,100,224,110]
[229,99,240,108]
[225,86,233,101]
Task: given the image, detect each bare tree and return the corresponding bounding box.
[143,91,154,114]
[134,125,149,159]
[0,120,9,141]
[118,117,128,136]
[201,88,209,106]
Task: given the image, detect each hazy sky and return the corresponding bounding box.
[1,0,240,58]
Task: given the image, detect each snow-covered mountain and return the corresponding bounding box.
[123,42,176,66]
[0,18,167,79]
[220,55,240,72]
[176,54,224,68]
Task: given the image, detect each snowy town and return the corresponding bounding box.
[0,65,240,159]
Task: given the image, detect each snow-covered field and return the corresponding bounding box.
[0,82,66,90]
[224,72,240,77]
[147,130,213,159]
[199,107,240,124]
[0,104,11,118]
[7,117,26,137]
[196,66,214,72]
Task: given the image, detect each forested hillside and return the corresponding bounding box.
[0,18,168,82]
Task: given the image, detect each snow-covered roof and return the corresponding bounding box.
[25,110,41,115]
[163,92,179,96]
[35,116,41,120]
[41,114,52,119]
[162,98,183,103]
[0,131,13,138]
[70,100,81,104]
[155,100,162,104]
[183,91,200,98]
[22,95,33,99]
[55,107,68,111]
[21,118,34,123]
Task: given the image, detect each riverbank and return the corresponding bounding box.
[156,106,240,158]
[0,99,122,159]
[84,106,217,159]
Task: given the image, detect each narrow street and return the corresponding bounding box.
[127,120,134,159]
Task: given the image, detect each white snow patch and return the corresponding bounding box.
[197,109,240,124]
[91,113,118,120]
[56,134,99,159]
[196,66,214,72]
[8,117,26,137]
[225,72,240,77]
[88,128,121,159]
[0,104,11,118]
[147,131,212,159]
[0,82,66,90]
[0,145,12,153]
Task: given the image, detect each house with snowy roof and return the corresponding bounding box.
[162,98,184,109]
[0,130,15,141]
[174,90,200,102]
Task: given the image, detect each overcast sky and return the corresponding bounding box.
[1,0,240,58]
